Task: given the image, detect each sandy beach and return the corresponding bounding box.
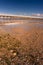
[0,19,43,65]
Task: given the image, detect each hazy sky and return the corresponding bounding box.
[0,0,43,15]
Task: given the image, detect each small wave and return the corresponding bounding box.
[3,23,20,25]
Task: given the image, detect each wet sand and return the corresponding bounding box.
[0,20,43,65]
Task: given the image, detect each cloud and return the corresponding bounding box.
[32,13,43,17]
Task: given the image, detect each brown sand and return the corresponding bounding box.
[0,22,43,65]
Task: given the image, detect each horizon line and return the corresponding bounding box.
[0,13,43,19]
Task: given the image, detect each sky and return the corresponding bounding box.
[0,0,43,15]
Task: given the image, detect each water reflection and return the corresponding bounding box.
[0,19,43,33]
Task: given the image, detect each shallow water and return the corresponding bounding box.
[0,19,43,33]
